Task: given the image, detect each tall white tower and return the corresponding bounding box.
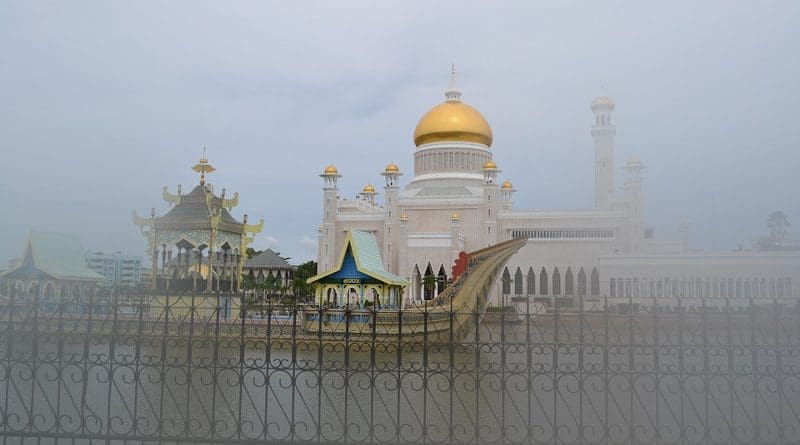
[318,164,341,273]
[591,96,616,209]
[623,155,645,252]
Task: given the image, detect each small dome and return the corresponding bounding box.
[627,155,641,166]
[591,96,615,111]
[363,184,375,194]
[483,160,498,170]
[323,164,338,175]
[385,163,399,173]
[400,213,408,221]
[451,212,460,220]
[501,180,513,190]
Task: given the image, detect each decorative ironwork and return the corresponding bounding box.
[1,291,799,444]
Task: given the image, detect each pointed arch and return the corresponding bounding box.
[577,268,587,296]
[437,265,448,295]
[610,277,616,297]
[501,267,511,294]
[514,267,523,295]
[552,267,561,296]
[564,267,574,295]
[590,267,600,296]
[540,267,548,295]
[527,267,536,295]
[423,263,435,300]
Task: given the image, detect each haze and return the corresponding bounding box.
[1,1,798,264]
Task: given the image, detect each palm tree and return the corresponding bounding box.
[422,274,437,300]
[768,211,791,248]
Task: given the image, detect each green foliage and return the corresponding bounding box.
[767,211,791,248]
[291,260,317,300]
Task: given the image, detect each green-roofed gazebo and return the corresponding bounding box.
[0,231,103,310]
[307,230,408,309]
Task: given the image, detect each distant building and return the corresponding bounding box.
[243,248,296,293]
[85,251,142,287]
[0,231,103,305]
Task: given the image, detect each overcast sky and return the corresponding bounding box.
[1,1,798,265]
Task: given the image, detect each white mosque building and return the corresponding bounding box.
[316,69,799,312]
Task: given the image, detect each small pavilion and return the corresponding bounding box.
[0,231,103,310]
[307,230,408,309]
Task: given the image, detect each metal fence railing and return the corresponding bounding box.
[1,293,799,444]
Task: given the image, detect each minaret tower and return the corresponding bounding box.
[481,160,501,247]
[591,96,616,209]
[623,155,646,252]
[319,164,341,273]
[381,163,402,273]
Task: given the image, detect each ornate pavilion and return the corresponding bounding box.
[0,231,103,310]
[133,153,263,293]
[307,230,408,309]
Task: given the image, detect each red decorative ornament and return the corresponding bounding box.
[451,251,469,281]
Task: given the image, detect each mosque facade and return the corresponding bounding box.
[317,70,799,311]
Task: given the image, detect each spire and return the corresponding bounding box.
[444,63,462,102]
[192,147,216,185]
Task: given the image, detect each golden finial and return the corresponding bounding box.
[192,147,216,185]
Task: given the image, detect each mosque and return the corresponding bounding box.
[317,69,799,311]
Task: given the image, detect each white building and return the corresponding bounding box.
[317,69,799,311]
[85,251,142,288]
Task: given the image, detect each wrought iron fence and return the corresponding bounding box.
[1,292,799,444]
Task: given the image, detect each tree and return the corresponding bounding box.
[291,260,317,302]
[422,274,437,300]
[768,211,791,248]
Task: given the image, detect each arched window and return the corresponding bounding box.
[736,279,743,297]
[514,267,523,295]
[618,277,624,298]
[650,280,656,298]
[577,268,587,296]
[501,267,511,295]
[610,278,616,297]
[565,267,574,295]
[590,267,600,296]
[540,268,548,295]
[761,278,767,296]
[437,265,448,295]
[777,278,785,298]
[552,267,561,295]
[527,268,536,295]
[657,280,663,298]
[786,278,793,297]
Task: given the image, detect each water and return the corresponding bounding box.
[1,314,799,443]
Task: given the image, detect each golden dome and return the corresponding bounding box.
[400,213,408,221]
[501,180,513,190]
[482,160,498,170]
[627,155,641,166]
[451,212,460,220]
[591,96,615,110]
[385,163,399,173]
[414,100,493,147]
[323,164,338,175]
[363,184,375,194]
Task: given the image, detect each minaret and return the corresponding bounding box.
[450,212,462,265]
[591,96,616,209]
[623,155,646,252]
[500,180,515,211]
[319,164,341,273]
[381,163,402,273]
[481,160,501,247]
